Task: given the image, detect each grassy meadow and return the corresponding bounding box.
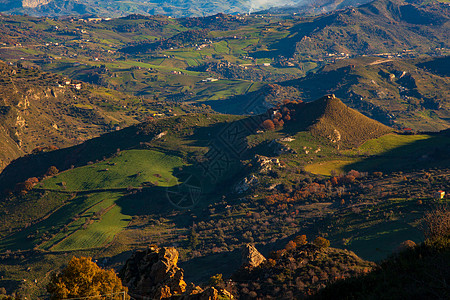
[38,150,186,191]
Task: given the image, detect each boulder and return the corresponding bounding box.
[120,246,234,299]
[241,244,266,268]
[120,246,187,299]
[234,175,258,193]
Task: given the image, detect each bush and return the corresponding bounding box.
[47,256,128,300]
[46,166,59,176]
[285,240,297,251]
[209,273,224,288]
[422,205,450,239]
[313,237,330,249]
[294,235,307,245]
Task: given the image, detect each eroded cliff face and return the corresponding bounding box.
[22,0,51,8]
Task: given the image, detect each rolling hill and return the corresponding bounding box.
[286,95,393,148]
[0,95,449,297]
[0,61,142,171]
[210,56,450,131]
[253,0,450,60]
[0,0,377,18]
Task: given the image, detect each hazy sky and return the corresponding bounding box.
[248,0,302,12]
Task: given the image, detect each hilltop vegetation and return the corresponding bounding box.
[232,239,375,299]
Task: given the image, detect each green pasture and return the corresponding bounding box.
[351,134,432,156]
[39,149,186,191]
[195,80,262,101]
[305,160,357,176]
[304,133,450,175]
[50,201,130,251]
[0,192,113,251]
[36,192,125,251]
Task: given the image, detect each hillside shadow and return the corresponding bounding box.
[0,125,149,191]
[174,115,269,187]
[251,14,336,59]
[344,133,450,172]
[115,187,175,216]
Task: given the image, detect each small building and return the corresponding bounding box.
[202,78,218,82]
[435,191,445,199]
[402,128,414,134]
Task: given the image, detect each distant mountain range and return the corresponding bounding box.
[0,0,373,18]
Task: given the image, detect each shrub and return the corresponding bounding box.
[421,206,450,240]
[294,235,307,245]
[313,237,330,249]
[209,273,224,288]
[285,240,297,251]
[47,256,128,300]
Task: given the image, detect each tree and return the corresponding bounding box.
[285,240,297,251]
[47,256,128,300]
[209,273,224,288]
[188,227,199,249]
[46,166,59,176]
[421,206,450,240]
[261,119,275,131]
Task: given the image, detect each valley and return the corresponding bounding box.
[0,0,449,299]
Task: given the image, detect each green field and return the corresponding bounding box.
[304,133,450,175]
[305,160,357,176]
[352,134,432,156]
[3,149,190,251]
[0,192,123,251]
[50,200,130,251]
[39,149,186,191]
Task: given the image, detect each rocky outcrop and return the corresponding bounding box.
[234,175,258,193]
[254,155,280,173]
[120,246,234,300]
[22,0,51,8]
[269,140,297,155]
[241,244,266,268]
[120,246,187,299]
